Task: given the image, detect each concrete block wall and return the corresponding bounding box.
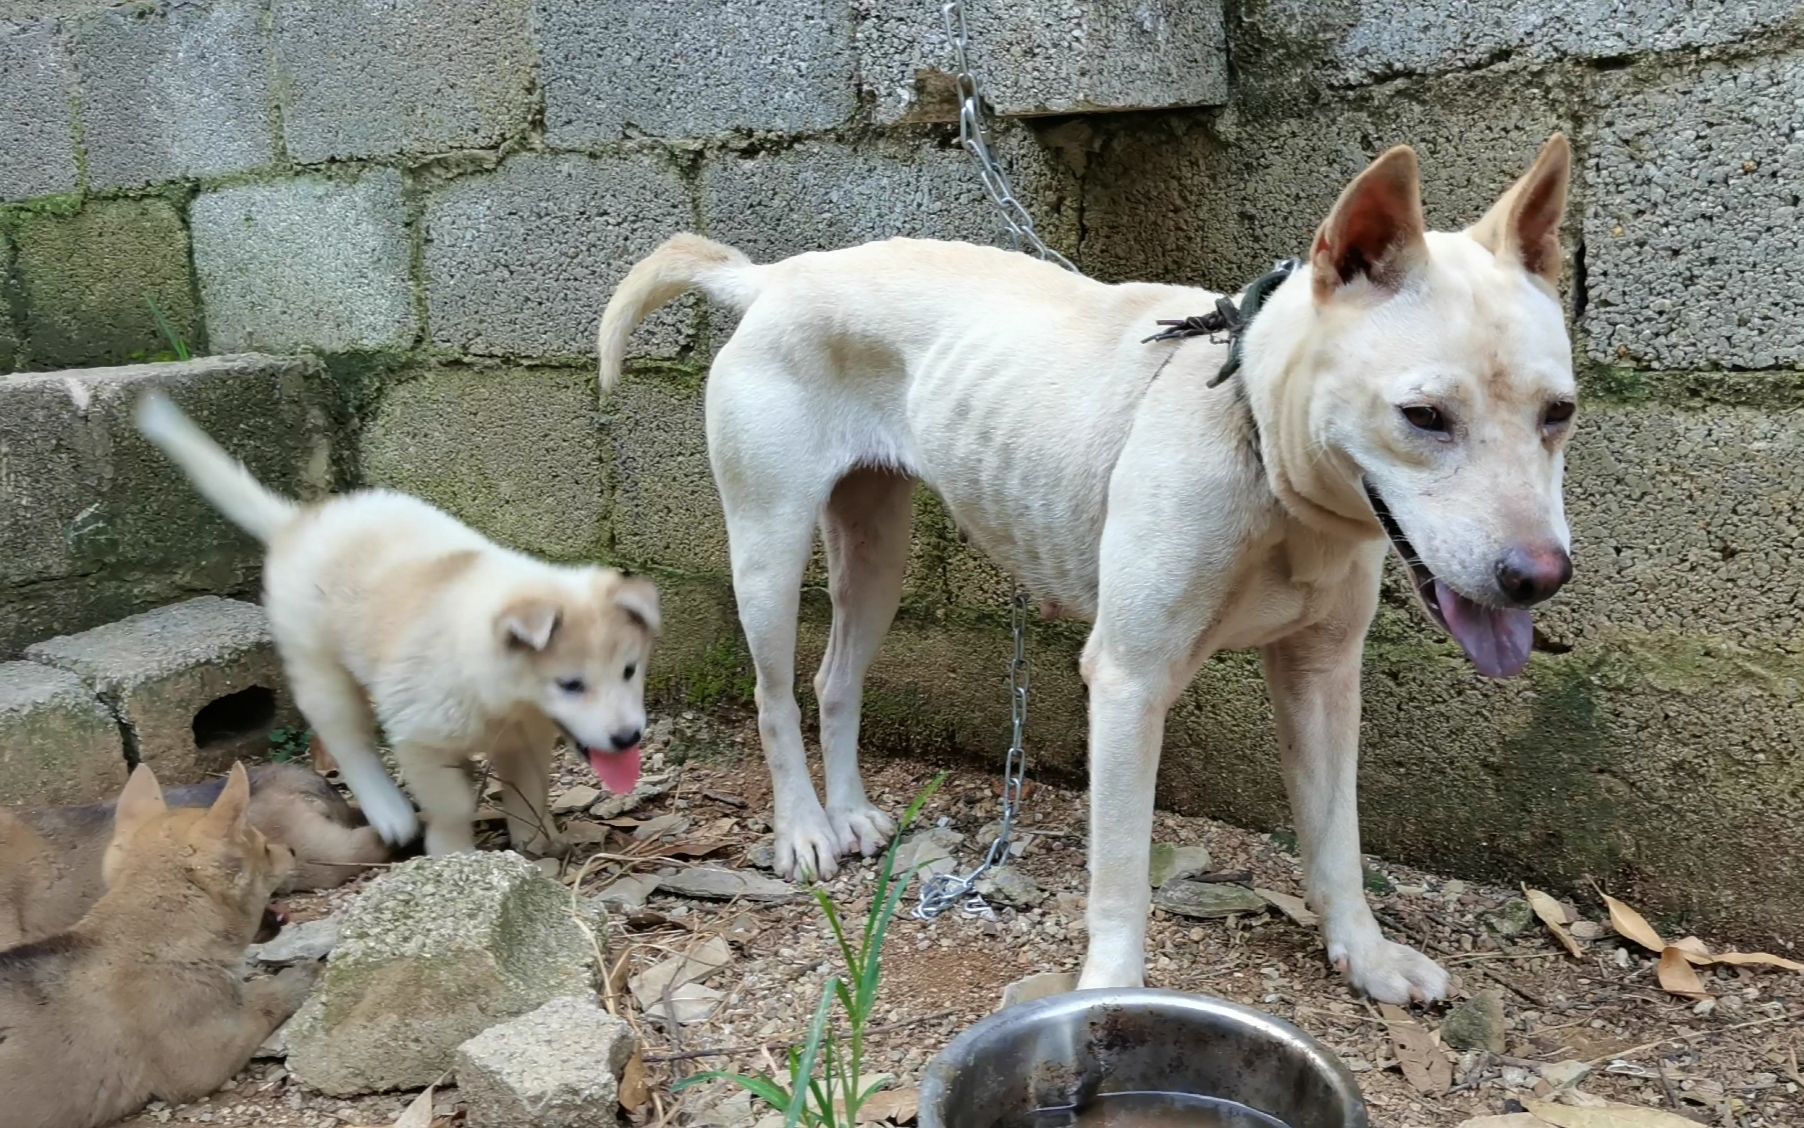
[0,1,1799,939]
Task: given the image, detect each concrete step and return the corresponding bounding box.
[0,659,127,808]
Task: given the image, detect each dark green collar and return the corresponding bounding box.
[1141,258,1302,387]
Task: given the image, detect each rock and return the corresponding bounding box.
[656,866,798,902]
[455,995,635,1128]
[552,784,601,813]
[975,865,1045,908]
[999,971,1077,1011]
[249,917,341,965]
[632,812,690,841]
[1152,880,1267,920]
[1147,843,1212,888]
[286,852,598,1096]
[1536,1059,1591,1089]
[893,826,964,878]
[977,821,1031,858]
[628,937,731,1012]
[1442,991,1506,1054]
[745,839,777,871]
[1499,1066,1534,1089]
[1568,920,1604,940]
[1484,898,1535,938]
[593,873,663,912]
[255,1017,294,1060]
[592,774,674,818]
[646,982,723,1025]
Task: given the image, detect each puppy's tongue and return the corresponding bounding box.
[1435,580,1532,678]
[587,745,642,795]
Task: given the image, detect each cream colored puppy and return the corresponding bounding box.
[135,394,658,857]
[596,136,1578,1004]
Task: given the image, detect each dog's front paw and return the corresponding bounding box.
[356,783,421,847]
[774,807,842,883]
[828,803,895,858]
[1329,934,1450,1004]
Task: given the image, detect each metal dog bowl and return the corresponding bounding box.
[918,988,1366,1128]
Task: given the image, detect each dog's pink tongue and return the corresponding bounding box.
[587,745,642,795]
[1435,580,1533,679]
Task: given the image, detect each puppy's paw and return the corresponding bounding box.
[356,785,420,847]
[774,807,841,883]
[1330,935,1451,1005]
[827,803,895,858]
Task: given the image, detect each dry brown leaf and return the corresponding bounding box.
[618,1048,650,1113]
[1256,888,1319,927]
[1454,1117,1545,1128]
[1379,1003,1452,1095]
[1667,935,1712,962]
[858,1087,920,1124]
[1706,949,1804,972]
[1655,946,1711,1000]
[1600,893,1665,953]
[1524,1096,1702,1127]
[1524,885,1583,958]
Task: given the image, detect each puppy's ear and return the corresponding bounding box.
[497,598,562,652]
[1312,145,1428,301]
[114,763,168,838]
[612,576,661,634]
[1465,132,1571,289]
[201,762,252,836]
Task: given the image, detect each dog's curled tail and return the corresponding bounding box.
[598,233,754,393]
[134,392,298,543]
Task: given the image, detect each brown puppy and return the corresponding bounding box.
[0,762,388,948]
[0,763,313,1128]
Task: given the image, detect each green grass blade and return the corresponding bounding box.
[144,296,190,361]
[679,1071,794,1110]
[785,979,838,1128]
[814,887,861,980]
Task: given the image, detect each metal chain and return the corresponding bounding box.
[913,1,1067,920]
[941,0,1079,273]
[915,590,1032,920]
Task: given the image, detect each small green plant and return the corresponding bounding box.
[145,297,191,362]
[683,774,946,1126]
[268,727,311,763]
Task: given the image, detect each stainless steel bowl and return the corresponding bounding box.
[918,988,1366,1128]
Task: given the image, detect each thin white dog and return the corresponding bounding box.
[596,137,1576,1003]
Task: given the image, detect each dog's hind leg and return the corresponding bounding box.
[287,658,419,847]
[1262,596,1451,1005]
[396,743,478,857]
[813,467,912,858]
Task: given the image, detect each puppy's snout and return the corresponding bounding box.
[1495,545,1572,606]
[610,727,643,751]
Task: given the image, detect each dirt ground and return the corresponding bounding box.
[120,710,1801,1128]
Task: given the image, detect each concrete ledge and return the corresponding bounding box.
[0,18,79,202]
[0,660,126,808]
[25,596,297,779]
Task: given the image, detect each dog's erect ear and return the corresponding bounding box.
[613,576,661,635]
[113,763,168,840]
[497,598,562,652]
[1312,145,1428,301]
[201,762,252,835]
[1465,132,1572,288]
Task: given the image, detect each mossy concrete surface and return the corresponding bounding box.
[10,197,200,370]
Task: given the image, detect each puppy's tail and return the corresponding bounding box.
[134,392,298,543]
[598,233,755,394]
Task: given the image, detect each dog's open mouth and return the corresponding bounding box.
[558,724,643,795]
[1364,484,1533,679]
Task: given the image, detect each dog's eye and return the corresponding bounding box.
[1401,405,1448,433]
[1543,400,1576,426]
[623,664,637,680]
[557,677,586,694]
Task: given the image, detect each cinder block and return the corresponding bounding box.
[69,0,274,189]
[192,170,415,353]
[13,198,199,369]
[605,376,724,574]
[0,661,127,808]
[0,354,332,656]
[0,18,80,201]
[1240,0,1800,88]
[273,0,533,163]
[858,0,1227,125]
[698,132,1078,267]
[1583,54,1804,370]
[423,152,694,359]
[25,597,297,779]
[361,365,606,561]
[0,231,19,373]
[536,0,856,143]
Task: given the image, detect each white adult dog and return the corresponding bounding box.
[597,136,1577,1003]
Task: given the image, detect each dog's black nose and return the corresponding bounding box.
[610,728,643,751]
[1495,545,1572,606]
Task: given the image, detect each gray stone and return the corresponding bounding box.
[999,970,1076,1011]
[1484,898,1535,939]
[1440,991,1506,1054]
[0,354,332,656]
[359,365,606,560]
[423,152,694,359]
[192,170,415,353]
[250,917,341,965]
[274,0,533,163]
[1537,1059,1591,1089]
[537,0,855,143]
[455,995,635,1128]
[1148,843,1212,888]
[1583,55,1804,370]
[0,19,78,201]
[1152,880,1267,920]
[70,0,273,189]
[892,826,964,879]
[26,597,297,779]
[858,0,1227,125]
[0,660,126,808]
[655,866,798,903]
[745,839,777,871]
[592,874,662,913]
[286,852,599,1096]
[975,864,1044,908]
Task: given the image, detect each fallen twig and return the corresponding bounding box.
[1377,909,1550,1008]
[1583,1012,1796,1067]
[643,1008,957,1064]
